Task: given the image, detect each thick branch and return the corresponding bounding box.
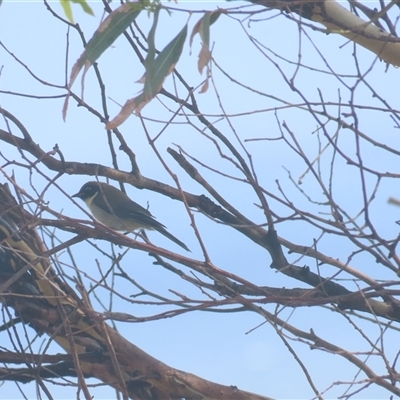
[254,0,400,66]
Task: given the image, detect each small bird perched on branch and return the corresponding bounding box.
[72,181,189,251]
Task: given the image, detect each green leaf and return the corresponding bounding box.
[143,23,188,99]
[63,3,142,121]
[60,0,74,24]
[70,0,94,16]
[145,6,161,68]
[59,0,94,24]
[67,3,141,89]
[190,10,223,48]
[83,4,141,65]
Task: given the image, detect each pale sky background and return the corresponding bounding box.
[0,0,399,399]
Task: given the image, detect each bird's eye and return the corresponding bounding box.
[84,186,93,193]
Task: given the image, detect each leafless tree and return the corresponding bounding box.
[1,0,400,398]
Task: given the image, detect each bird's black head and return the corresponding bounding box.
[72,181,100,200]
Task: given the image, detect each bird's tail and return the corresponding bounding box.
[157,228,190,252]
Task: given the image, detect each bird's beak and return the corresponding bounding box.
[72,192,81,198]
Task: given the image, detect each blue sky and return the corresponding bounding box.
[1,1,400,399]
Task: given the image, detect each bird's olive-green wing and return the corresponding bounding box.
[95,190,167,231]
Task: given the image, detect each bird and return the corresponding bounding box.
[72,181,189,251]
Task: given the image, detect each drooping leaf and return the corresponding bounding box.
[106,21,188,129]
[70,3,141,85]
[145,6,161,69]
[190,10,224,92]
[190,11,222,48]
[63,3,142,121]
[60,0,74,24]
[106,96,146,130]
[59,0,94,24]
[144,23,187,98]
[199,76,209,94]
[70,0,94,17]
